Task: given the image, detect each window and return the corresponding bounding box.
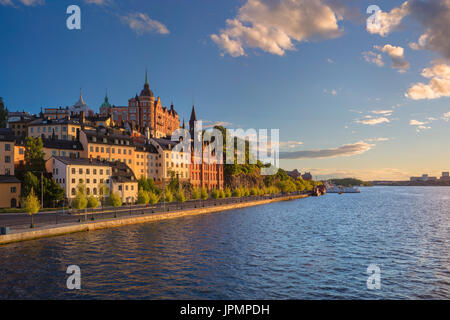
[5,144,10,151]
[5,156,10,163]
[19,148,24,155]
[72,168,75,174]
[71,188,76,196]
[93,169,97,175]
[63,127,67,132]
[72,179,75,183]
[11,187,16,193]
[79,168,83,174]
[86,179,90,184]
[100,169,103,175]
[90,146,94,152]
[86,169,90,174]
[93,188,97,195]
[101,147,104,153]
[96,147,99,152]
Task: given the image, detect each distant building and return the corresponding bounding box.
[100,71,180,138]
[287,169,301,180]
[410,174,438,182]
[0,129,21,208]
[302,172,313,181]
[0,176,21,208]
[441,172,450,181]
[44,107,69,120]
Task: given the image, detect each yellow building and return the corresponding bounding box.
[28,117,81,141]
[0,176,21,208]
[0,129,16,176]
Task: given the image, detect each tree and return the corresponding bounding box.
[175,188,186,203]
[200,187,209,200]
[164,188,173,203]
[224,188,232,198]
[24,137,45,172]
[148,191,159,205]
[0,97,7,128]
[98,183,110,208]
[191,188,201,200]
[87,196,99,209]
[137,188,150,204]
[72,184,88,211]
[22,188,40,228]
[211,189,220,199]
[22,172,39,197]
[109,192,122,208]
[43,178,64,207]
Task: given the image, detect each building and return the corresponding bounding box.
[150,138,191,184]
[28,117,82,141]
[44,107,69,120]
[188,106,224,190]
[100,71,180,138]
[69,90,91,116]
[0,176,21,208]
[410,174,437,182]
[46,156,138,204]
[441,172,450,181]
[287,169,301,180]
[7,113,34,137]
[302,172,313,181]
[0,129,21,208]
[0,129,16,176]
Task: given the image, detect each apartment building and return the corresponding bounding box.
[0,129,16,176]
[28,117,81,141]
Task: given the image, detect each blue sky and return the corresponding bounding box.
[1,0,449,180]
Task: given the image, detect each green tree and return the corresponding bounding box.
[200,187,209,200]
[191,187,201,200]
[164,188,174,203]
[148,191,159,205]
[87,196,99,209]
[175,188,186,203]
[137,188,150,204]
[109,192,122,207]
[232,188,242,197]
[22,172,39,197]
[0,97,7,128]
[224,188,232,198]
[24,137,45,172]
[43,178,64,207]
[211,189,220,199]
[22,188,40,228]
[72,183,88,211]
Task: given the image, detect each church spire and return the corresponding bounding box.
[145,69,149,86]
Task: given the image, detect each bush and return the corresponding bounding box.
[164,188,173,203]
[87,196,99,209]
[109,192,122,207]
[219,189,226,199]
[137,188,150,204]
[191,188,201,200]
[148,191,159,205]
[224,188,232,198]
[175,189,186,203]
[211,189,220,199]
[232,188,242,197]
[200,187,209,200]
[250,187,259,196]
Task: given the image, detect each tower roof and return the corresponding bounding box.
[140,70,154,97]
[74,89,87,108]
[189,105,197,122]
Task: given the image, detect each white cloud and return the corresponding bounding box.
[279,141,374,159]
[211,0,344,57]
[356,117,390,125]
[323,89,338,96]
[362,51,384,67]
[371,109,393,116]
[84,0,110,5]
[1,0,44,5]
[366,2,409,37]
[120,12,169,35]
[410,119,426,126]
[406,63,450,100]
[409,118,437,132]
[375,44,410,72]
[442,112,450,121]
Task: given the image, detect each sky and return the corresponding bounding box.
[0,0,449,180]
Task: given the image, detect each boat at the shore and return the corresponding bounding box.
[327,186,360,194]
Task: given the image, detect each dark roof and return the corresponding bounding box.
[0,128,15,142]
[134,142,158,154]
[0,175,21,183]
[53,156,111,167]
[28,117,80,126]
[111,161,137,183]
[152,138,180,150]
[43,138,83,150]
[189,105,197,122]
[83,129,133,146]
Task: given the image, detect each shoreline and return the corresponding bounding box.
[0,194,308,246]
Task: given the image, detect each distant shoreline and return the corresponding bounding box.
[371,182,450,187]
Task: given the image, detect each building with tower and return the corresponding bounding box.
[100,71,180,138]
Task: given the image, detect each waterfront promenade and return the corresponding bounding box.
[0,192,308,245]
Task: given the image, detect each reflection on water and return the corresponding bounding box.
[0,186,449,299]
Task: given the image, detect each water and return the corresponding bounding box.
[0,187,448,299]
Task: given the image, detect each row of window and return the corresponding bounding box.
[71,168,110,175]
[90,146,132,155]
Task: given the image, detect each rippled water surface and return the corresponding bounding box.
[0,187,449,299]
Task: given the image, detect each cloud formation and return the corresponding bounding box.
[279,141,374,159]
[211,0,344,57]
[375,44,410,72]
[366,2,409,37]
[1,0,44,6]
[362,51,384,67]
[406,63,450,100]
[443,112,450,121]
[121,12,169,35]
